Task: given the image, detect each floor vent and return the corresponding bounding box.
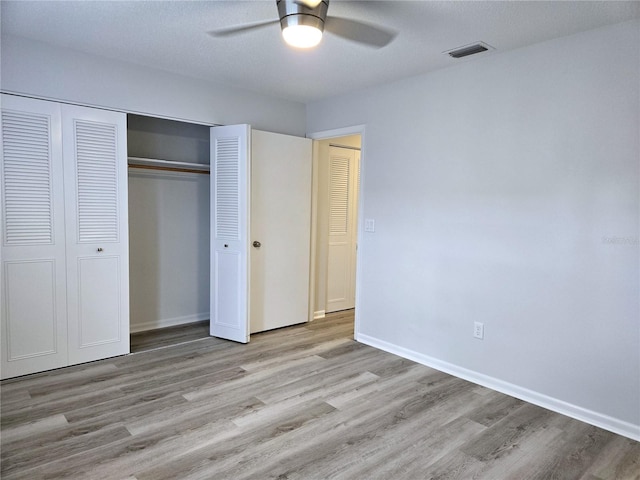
[445,42,494,59]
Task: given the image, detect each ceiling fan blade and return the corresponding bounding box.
[294,0,323,8]
[208,19,280,38]
[325,16,397,48]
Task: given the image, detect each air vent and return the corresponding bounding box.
[445,42,494,59]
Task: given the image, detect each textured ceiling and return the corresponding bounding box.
[2,1,639,103]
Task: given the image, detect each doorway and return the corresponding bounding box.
[309,130,363,335]
[127,114,212,352]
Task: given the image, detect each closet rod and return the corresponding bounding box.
[329,143,361,151]
[128,156,210,175]
[128,164,210,175]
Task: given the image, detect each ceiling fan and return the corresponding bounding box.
[208,0,396,49]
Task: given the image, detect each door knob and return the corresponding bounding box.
[97,247,103,252]
[253,241,261,248]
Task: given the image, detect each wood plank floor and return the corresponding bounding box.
[130,320,210,353]
[1,310,638,479]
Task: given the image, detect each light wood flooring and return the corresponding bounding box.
[1,310,638,479]
[130,320,210,353]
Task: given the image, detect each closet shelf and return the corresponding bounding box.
[128,157,210,174]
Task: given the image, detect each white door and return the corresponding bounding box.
[0,95,69,379]
[326,146,359,313]
[62,105,130,364]
[210,125,250,343]
[250,130,312,333]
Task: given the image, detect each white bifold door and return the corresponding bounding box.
[0,95,129,379]
[1,96,69,377]
[62,105,129,365]
[209,126,312,343]
[210,125,251,343]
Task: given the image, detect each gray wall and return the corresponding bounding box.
[127,116,211,332]
[1,35,306,135]
[128,114,211,164]
[307,20,640,436]
[128,170,210,332]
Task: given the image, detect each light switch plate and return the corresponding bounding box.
[364,219,375,232]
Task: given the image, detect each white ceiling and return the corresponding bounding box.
[2,1,639,103]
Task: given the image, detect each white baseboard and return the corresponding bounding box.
[356,332,640,442]
[130,312,209,333]
[314,310,326,320]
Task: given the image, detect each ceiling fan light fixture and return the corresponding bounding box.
[277,1,328,49]
[282,24,323,48]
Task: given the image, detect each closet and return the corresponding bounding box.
[127,115,211,337]
[0,94,129,379]
[1,97,313,378]
[128,120,312,344]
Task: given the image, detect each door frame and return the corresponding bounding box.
[307,125,366,337]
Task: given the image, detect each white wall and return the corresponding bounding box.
[0,35,306,135]
[307,20,640,438]
[128,170,210,332]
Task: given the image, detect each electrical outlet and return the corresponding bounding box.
[473,322,484,340]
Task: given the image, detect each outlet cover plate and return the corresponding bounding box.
[474,321,484,339]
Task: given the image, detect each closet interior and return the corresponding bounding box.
[127,114,211,350]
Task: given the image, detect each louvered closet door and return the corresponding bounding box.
[326,146,359,313]
[0,95,68,379]
[62,105,129,364]
[210,124,250,343]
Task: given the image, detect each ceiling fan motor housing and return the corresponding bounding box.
[277,0,329,34]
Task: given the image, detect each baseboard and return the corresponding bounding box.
[314,310,326,320]
[130,312,209,333]
[356,332,640,442]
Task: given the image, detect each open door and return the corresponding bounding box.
[210,124,250,343]
[250,130,312,333]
